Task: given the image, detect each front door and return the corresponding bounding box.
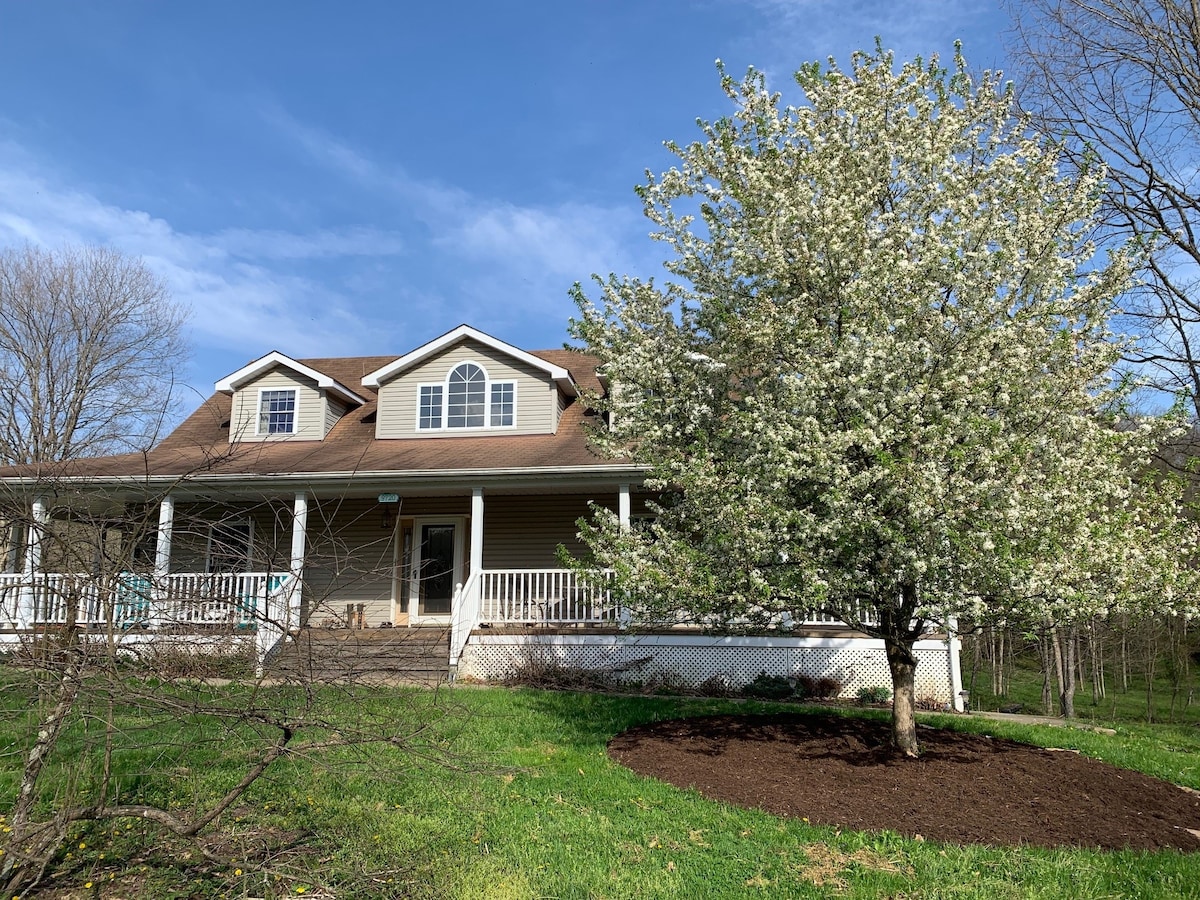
[408,520,462,623]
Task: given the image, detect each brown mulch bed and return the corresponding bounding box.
[607,713,1200,851]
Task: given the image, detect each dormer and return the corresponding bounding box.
[216,352,367,443]
[361,325,576,439]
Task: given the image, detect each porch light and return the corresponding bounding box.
[379,493,400,528]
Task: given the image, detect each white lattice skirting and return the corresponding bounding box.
[459,634,963,708]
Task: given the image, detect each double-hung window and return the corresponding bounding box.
[258,389,296,434]
[489,382,514,426]
[418,385,443,429]
[417,362,516,431]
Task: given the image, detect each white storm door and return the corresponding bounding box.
[408,518,463,622]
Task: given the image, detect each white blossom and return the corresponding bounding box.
[568,47,1200,750]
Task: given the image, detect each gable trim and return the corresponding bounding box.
[215,351,367,406]
[360,324,576,395]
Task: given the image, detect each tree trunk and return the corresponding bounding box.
[1005,628,1016,696]
[885,639,920,758]
[1120,617,1129,692]
[1055,626,1076,719]
[1075,629,1086,695]
[994,627,1006,696]
[1144,624,1158,723]
[1038,630,1054,715]
[1090,619,1105,703]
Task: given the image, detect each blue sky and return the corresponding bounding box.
[0,0,1010,404]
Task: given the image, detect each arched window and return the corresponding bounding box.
[447,363,486,428]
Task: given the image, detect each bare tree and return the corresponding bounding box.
[1007,0,1200,421]
[0,244,188,464]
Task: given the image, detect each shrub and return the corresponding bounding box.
[742,671,795,701]
[147,646,255,679]
[795,675,844,701]
[856,685,892,705]
[645,670,689,696]
[696,674,736,698]
[502,650,621,692]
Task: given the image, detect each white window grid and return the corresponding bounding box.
[258,388,296,435]
[416,361,518,432]
[419,384,443,429]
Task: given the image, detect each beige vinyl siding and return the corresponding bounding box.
[229,367,325,443]
[304,496,470,627]
[302,498,398,627]
[375,339,559,439]
[480,493,618,569]
[324,396,347,435]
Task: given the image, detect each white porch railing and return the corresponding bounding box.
[478,568,619,625]
[790,603,880,627]
[0,572,289,630]
[471,568,875,629]
[449,570,482,668]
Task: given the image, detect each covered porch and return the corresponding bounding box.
[0,478,941,698]
[0,477,643,659]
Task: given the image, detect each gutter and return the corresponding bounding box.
[0,464,651,496]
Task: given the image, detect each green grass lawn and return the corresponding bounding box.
[2,674,1199,899]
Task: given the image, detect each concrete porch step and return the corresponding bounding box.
[266,626,451,681]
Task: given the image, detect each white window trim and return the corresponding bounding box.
[416,382,444,430]
[255,387,298,436]
[414,360,518,432]
[489,379,517,428]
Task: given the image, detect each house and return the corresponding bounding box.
[0,324,963,705]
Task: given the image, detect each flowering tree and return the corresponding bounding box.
[569,48,1199,756]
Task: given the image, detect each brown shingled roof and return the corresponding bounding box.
[1,350,620,483]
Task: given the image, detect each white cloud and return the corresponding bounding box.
[734,0,1009,79]
[210,226,406,261]
[261,108,656,325]
[0,140,402,367]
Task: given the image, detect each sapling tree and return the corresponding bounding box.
[0,477,457,898]
[570,47,1199,755]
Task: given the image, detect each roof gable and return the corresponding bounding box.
[361,325,575,395]
[215,351,368,406]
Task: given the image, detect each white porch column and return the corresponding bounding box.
[17,496,49,629]
[451,488,486,673]
[469,488,484,576]
[154,495,175,581]
[5,522,22,573]
[287,491,309,631]
[617,484,632,628]
[618,483,631,531]
[147,495,175,629]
